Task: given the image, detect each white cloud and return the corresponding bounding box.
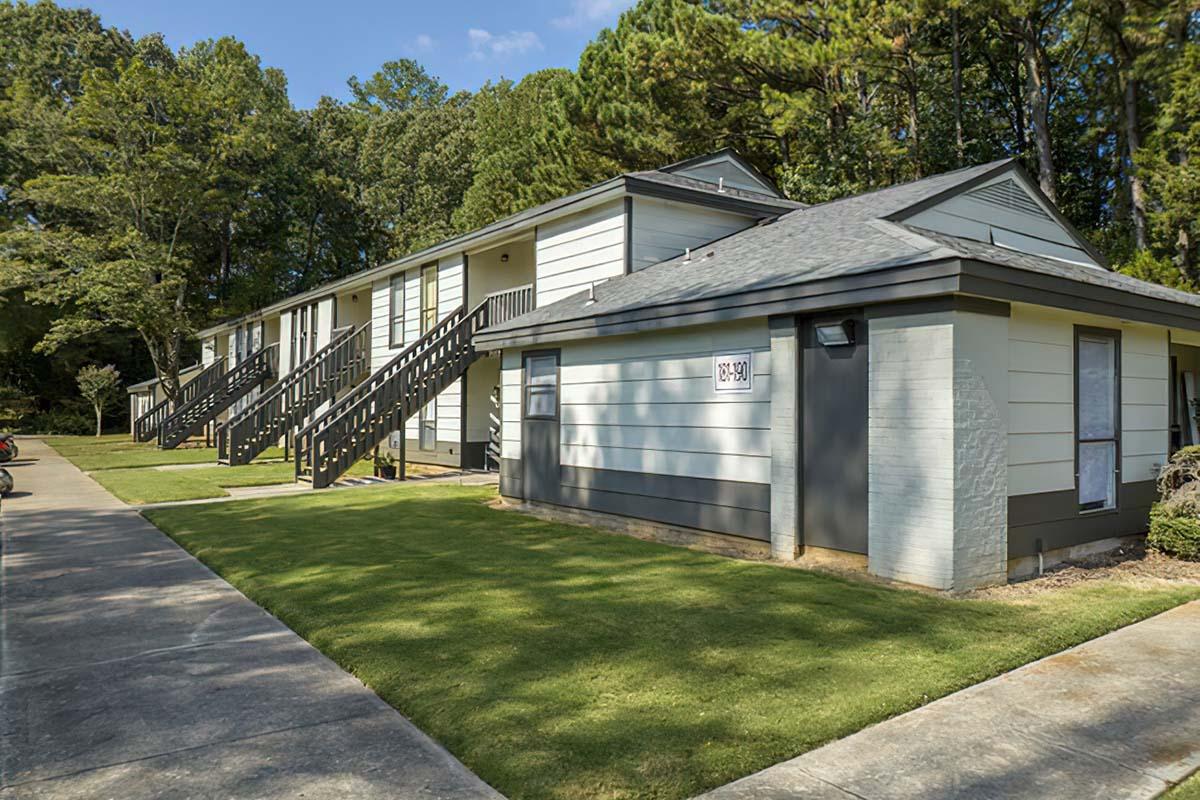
[413,33,435,52]
[551,0,631,29]
[466,28,543,60]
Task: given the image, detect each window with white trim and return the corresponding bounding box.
[389,275,404,348]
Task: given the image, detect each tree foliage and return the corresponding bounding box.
[75,362,119,436]
[2,0,1200,422]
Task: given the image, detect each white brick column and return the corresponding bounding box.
[867,309,1008,590]
[769,316,800,560]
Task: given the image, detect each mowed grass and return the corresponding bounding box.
[144,484,1200,800]
[89,460,348,504]
[42,434,282,471]
[1167,773,1200,799]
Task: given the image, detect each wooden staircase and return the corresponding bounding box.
[157,345,278,450]
[217,324,370,466]
[295,284,533,489]
[132,359,226,442]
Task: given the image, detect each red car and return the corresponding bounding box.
[0,436,14,464]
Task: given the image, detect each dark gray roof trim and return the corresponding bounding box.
[626,174,803,216]
[475,252,1200,350]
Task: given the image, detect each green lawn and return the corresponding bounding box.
[42,434,282,471]
[144,484,1200,800]
[90,461,325,504]
[1166,773,1200,799]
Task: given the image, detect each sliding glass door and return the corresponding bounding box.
[1076,328,1120,512]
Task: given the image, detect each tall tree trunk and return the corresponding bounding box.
[94,403,102,437]
[1122,74,1148,250]
[1178,149,1193,279]
[1022,20,1056,202]
[952,7,965,166]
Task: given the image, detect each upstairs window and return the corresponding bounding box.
[389,275,404,347]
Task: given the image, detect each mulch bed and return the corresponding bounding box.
[971,541,1200,599]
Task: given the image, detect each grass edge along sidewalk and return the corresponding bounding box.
[144,483,1200,800]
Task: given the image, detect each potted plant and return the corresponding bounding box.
[374,452,397,480]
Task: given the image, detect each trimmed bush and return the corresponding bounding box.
[1151,446,1200,561]
[1148,505,1200,561]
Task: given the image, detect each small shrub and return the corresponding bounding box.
[26,407,93,435]
[1148,505,1200,561]
[1150,446,1200,561]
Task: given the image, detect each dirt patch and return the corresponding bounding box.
[970,542,1200,599]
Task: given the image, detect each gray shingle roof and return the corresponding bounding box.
[199,158,798,337]
[481,159,1015,335]
[907,226,1200,308]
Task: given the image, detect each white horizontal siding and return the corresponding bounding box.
[535,200,625,306]
[404,268,422,438]
[906,171,1098,267]
[1007,304,1169,495]
[436,254,464,444]
[556,320,771,484]
[673,157,773,194]
[630,197,752,272]
[500,351,522,461]
[370,277,392,373]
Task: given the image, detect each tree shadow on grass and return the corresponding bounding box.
[143,487,1200,800]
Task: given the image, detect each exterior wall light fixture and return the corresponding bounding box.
[815,320,855,347]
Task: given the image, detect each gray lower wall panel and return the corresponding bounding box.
[558,466,770,513]
[500,458,523,499]
[500,459,771,542]
[1008,480,1156,558]
[387,439,461,468]
[555,484,770,542]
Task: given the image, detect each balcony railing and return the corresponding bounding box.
[484,283,534,327]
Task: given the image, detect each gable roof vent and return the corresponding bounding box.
[967,178,1049,219]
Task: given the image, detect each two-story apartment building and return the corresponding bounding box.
[134,151,1200,591]
[139,150,799,473]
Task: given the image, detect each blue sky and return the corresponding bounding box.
[63,0,633,108]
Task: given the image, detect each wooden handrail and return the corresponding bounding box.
[158,345,278,450]
[218,324,369,465]
[133,359,225,442]
[297,301,492,488]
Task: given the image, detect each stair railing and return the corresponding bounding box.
[294,282,535,488]
[295,307,466,480]
[158,345,278,450]
[133,359,226,442]
[310,302,490,488]
[217,324,369,465]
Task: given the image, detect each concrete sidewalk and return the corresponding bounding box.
[0,438,504,799]
[698,600,1200,800]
